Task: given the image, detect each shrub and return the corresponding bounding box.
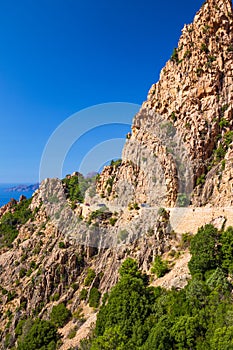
[50,303,71,328]
[171,111,177,122]
[84,269,96,286]
[220,226,233,274]
[201,43,209,53]
[19,268,27,278]
[80,288,88,300]
[30,261,36,269]
[224,131,233,147]
[180,232,193,249]
[0,198,32,248]
[196,174,206,186]
[17,318,59,350]
[89,287,101,308]
[119,258,142,278]
[71,283,78,291]
[177,193,190,207]
[58,241,65,249]
[109,217,117,226]
[151,256,169,278]
[183,50,191,59]
[110,159,122,168]
[133,202,140,210]
[68,327,77,339]
[219,117,229,128]
[50,293,60,302]
[7,290,17,302]
[196,67,204,77]
[188,224,220,277]
[158,207,168,217]
[215,144,226,161]
[171,48,179,63]
[62,173,96,204]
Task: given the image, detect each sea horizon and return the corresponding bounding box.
[0,183,37,208]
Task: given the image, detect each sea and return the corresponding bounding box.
[0,184,36,208]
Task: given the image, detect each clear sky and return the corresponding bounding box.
[0,0,204,183]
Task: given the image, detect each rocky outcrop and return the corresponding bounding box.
[0,198,17,219]
[1,0,233,348]
[97,0,233,207]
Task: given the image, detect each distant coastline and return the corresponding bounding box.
[4,183,39,193]
[0,183,39,208]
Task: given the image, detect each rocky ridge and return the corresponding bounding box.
[0,0,233,348]
[97,0,233,207]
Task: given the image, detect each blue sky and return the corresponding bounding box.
[0,0,204,183]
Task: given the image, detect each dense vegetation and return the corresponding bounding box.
[50,303,71,328]
[13,303,71,349]
[80,225,233,349]
[16,318,59,350]
[0,198,33,248]
[62,173,96,204]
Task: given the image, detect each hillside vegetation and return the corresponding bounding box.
[80,224,233,350]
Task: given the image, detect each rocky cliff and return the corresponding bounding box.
[0,0,233,349]
[97,0,233,208]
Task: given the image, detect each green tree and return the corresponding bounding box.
[220,227,233,274]
[206,268,230,294]
[84,268,96,286]
[119,258,142,279]
[89,287,101,308]
[171,315,200,349]
[0,198,32,248]
[142,317,173,350]
[91,326,127,350]
[95,263,152,347]
[188,225,220,277]
[50,303,71,327]
[151,256,169,278]
[17,319,58,350]
[210,326,233,350]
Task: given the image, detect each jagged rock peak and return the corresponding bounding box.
[203,0,232,12]
[193,0,233,28]
[96,0,233,207]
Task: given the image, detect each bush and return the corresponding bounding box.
[58,241,66,249]
[171,48,179,63]
[196,174,206,186]
[84,269,96,286]
[158,207,167,216]
[0,198,32,248]
[109,217,117,226]
[177,193,190,207]
[19,268,27,278]
[224,131,233,147]
[215,144,226,161]
[17,318,58,350]
[110,159,122,167]
[89,287,101,308]
[80,288,88,300]
[201,43,209,53]
[188,224,220,277]
[180,232,193,249]
[220,226,233,274]
[219,117,229,129]
[50,303,71,328]
[119,258,142,278]
[151,256,169,278]
[50,293,60,302]
[68,327,77,339]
